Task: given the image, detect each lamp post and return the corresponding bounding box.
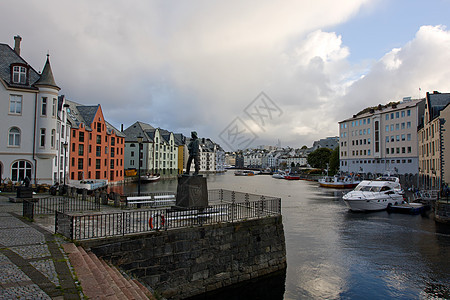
[63,141,68,194]
[137,136,143,197]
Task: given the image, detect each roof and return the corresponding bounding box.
[0,43,40,90]
[427,92,450,121]
[34,55,60,90]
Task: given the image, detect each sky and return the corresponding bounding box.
[2,0,450,151]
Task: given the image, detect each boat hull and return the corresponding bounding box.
[319,182,359,189]
[343,195,404,211]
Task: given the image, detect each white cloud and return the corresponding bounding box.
[2,2,450,151]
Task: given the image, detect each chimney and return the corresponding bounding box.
[121,124,124,132]
[14,35,22,56]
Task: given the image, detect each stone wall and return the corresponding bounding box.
[81,216,286,299]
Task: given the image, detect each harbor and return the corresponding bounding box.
[108,172,450,299]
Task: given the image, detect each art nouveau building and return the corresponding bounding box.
[339,98,424,176]
[65,100,125,183]
[0,36,69,184]
[418,92,450,189]
[123,122,178,177]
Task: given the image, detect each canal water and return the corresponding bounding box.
[110,172,450,299]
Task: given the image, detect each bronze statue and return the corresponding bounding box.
[185,131,200,175]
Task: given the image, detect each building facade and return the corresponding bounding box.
[0,36,69,184]
[418,92,450,189]
[65,100,125,183]
[123,122,178,177]
[339,98,424,176]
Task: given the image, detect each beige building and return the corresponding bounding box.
[418,92,450,189]
[339,98,424,176]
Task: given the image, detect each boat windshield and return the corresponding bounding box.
[354,185,381,192]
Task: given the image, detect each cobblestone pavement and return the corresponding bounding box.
[0,195,80,299]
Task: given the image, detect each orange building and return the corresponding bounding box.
[65,99,125,183]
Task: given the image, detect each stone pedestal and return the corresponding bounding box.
[176,175,208,208]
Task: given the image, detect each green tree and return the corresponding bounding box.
[307,148,332,170]
[329,146,340,175]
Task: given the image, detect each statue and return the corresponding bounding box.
[185,131,200,176]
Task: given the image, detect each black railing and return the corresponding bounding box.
[23,196,100,220]
[56,189,281,241]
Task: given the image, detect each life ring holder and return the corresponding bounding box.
[149,213,165,230]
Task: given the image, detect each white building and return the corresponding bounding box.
[123,122,178,177]
[339,98,424,175]
[0,36,69,184]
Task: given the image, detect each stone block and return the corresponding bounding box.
[176,175,208,208]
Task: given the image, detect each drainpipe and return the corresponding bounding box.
[32,93,38,185]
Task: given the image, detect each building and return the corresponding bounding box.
[311,136,339,150]
[65,100,125,183]
[339,98,425,176]
[174,133,186,175]
[123,122,178,177]
[418,91,450,189]
[0,36,69,184]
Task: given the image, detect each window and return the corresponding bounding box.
[8,127,21,146]
[391,113,394,119]
[386,148,390,154]
[396,124,399,130]
[407,109,411,116]
[96,146,101,157]
[11,160,32,182]
[96,159,101,169]
[407,147,412,153]
[386,114,389,120]
[111,137,115,146]
[78,158,84,169]
[41,97,47,116]
[78,144,84,155]
[396,112,399,118]
[97,122,102,133]
[401,134,405,141]
[386,137,389,143]
[407,122,411,128]
[12,65,27,84]
[40,128,46,147]
[401,111,405,117]
[9,95,22,114]
[390,125,394,131]
[51,129,56,148]
[407,134,411,141]
[386,125,389,132]
[96,135,101,144]
[52,98,57,117]
[79,132,84,142]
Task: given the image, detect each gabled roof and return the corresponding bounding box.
[76,105,100,126]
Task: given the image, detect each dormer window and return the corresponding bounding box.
[12,64,27,84]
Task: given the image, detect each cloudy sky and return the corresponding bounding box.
[2,0,450,150]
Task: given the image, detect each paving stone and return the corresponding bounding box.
[9,244,51,260]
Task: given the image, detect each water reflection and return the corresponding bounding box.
[112,172,450,299]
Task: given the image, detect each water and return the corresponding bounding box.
[110,172,450,299]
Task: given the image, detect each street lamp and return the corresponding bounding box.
[137,136,143,197]
[63,141,68,195]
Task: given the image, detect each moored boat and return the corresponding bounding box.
[234,170,255,176]
[140,174,161,182]
[318,175,360,189]
[387,202,431,215]
[272,171,286,179]
[342,175,404,211]
[284,174,300,180]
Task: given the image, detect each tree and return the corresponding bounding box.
[329,146,340,175]
[307,148,332,170]
[301,145,308,149]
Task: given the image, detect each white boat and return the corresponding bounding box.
[140,174,161,182]
[318,175,361,189]
[272,171,286,179]
[68,179,108,191]
[342,175,404,211]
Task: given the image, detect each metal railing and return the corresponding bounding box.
[56,189,281,241]
[23,196,100,220]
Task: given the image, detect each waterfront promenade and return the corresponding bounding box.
[0,194,80,299]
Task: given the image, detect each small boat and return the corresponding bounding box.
[140,174,161,182]
[387,202,431,215]
[318,175,360,189]
[342,175,404,212]
[284,174,300,180]
[257,168,273,175]
[68,180,108,192]
[234,170,255,176]
[272,171,286,179]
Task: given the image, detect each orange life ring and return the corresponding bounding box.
[149,214,165,230]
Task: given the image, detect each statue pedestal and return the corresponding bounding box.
[176,175,208,208]
[17,187,33,198]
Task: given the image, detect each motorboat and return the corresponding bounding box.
[140,174,161,182]
[272,171,286,179]
[342,176,404,211]
[234,170,255,176]
[318,175,361,189]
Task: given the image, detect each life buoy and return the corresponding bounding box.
[149,214,165,230]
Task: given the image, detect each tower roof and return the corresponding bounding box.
[35,55,60,90]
